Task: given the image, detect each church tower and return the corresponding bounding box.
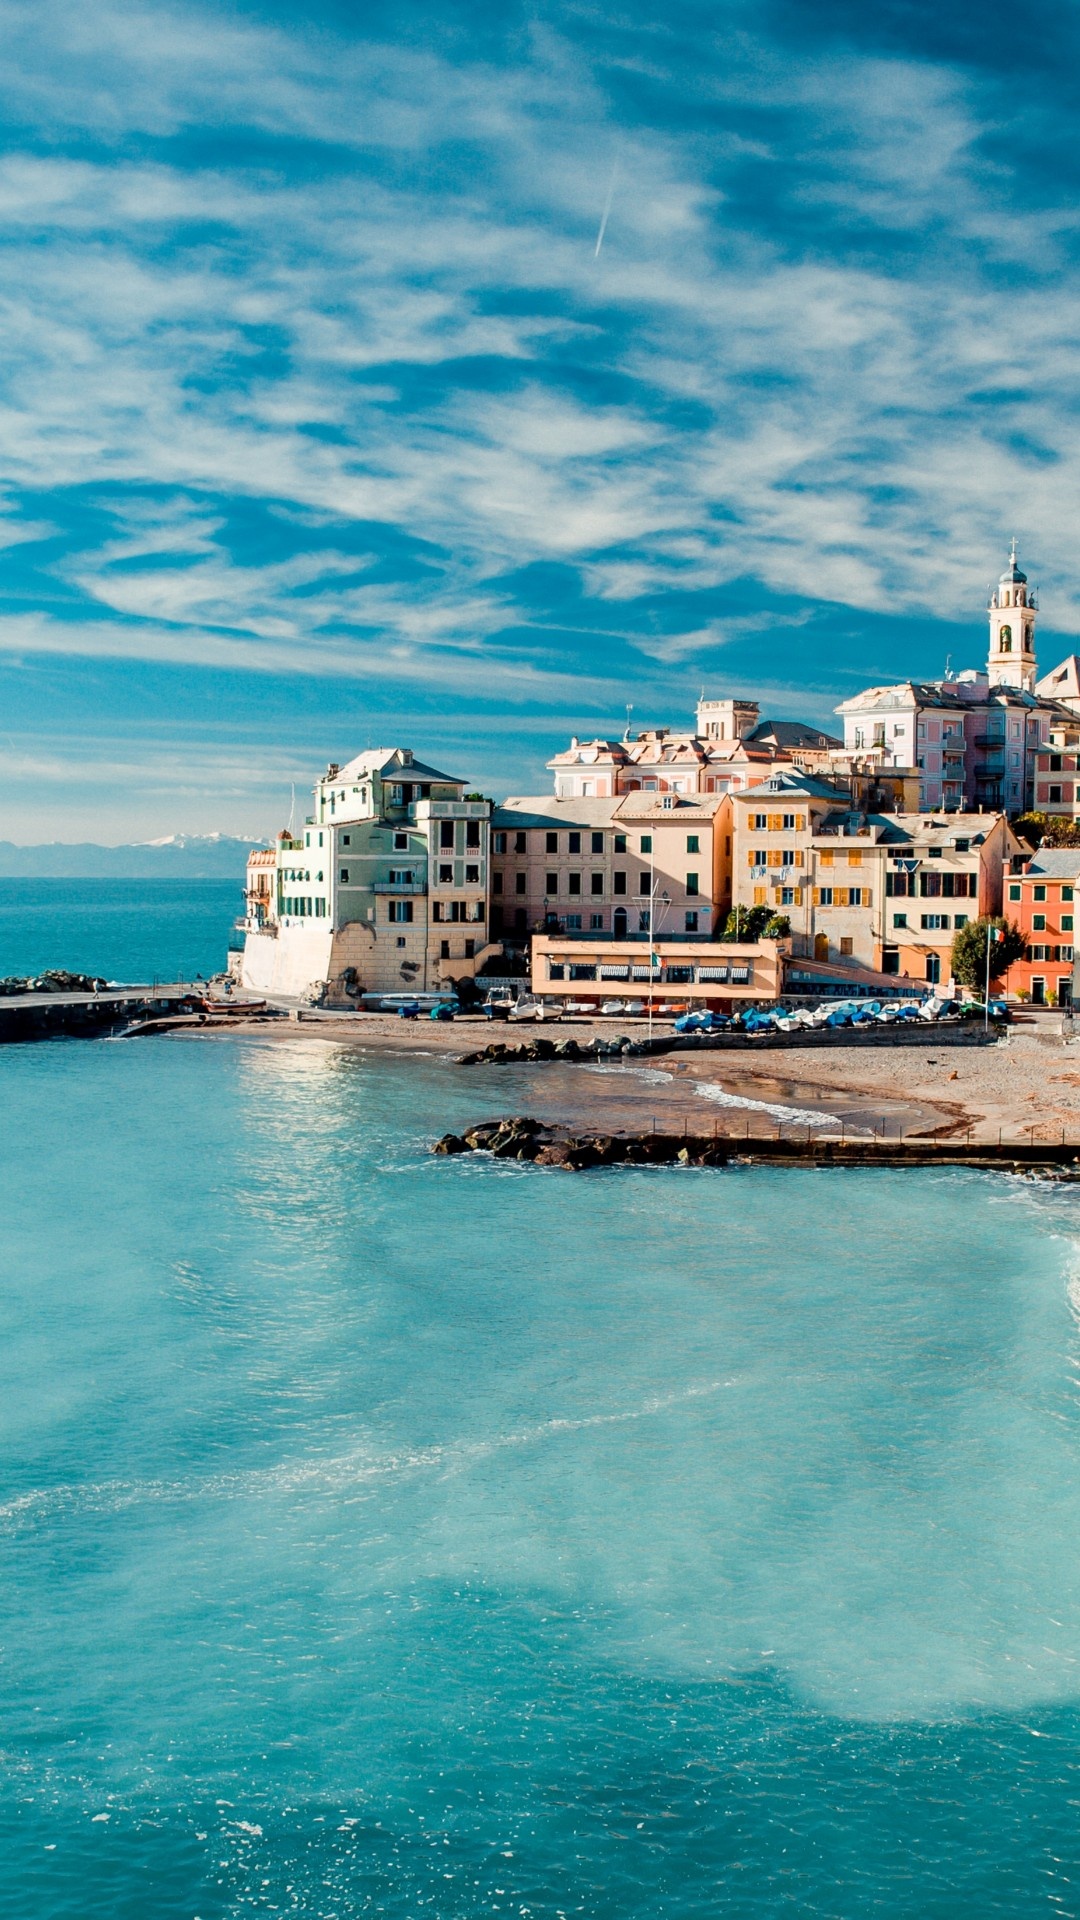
[987,539,1037,692]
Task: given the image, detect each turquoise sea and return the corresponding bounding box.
[0,879,242,983]
[6,1027,1080,1917]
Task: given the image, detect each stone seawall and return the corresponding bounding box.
[459,1023,1000,1068]
[432,1116,1080,1175]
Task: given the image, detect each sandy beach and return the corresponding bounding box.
[178,1007,1080,1144]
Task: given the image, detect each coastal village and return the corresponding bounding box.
[236,545,1080,1018]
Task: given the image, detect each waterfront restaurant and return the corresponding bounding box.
[529,933,785,1013]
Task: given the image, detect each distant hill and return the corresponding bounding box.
[0,834,261,878]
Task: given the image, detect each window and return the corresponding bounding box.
[545,871,557,894]
[840,937,853,955]
[613,871,627,895]
[514,832,527,853]
[515,874,526,895]
[565,914,582,930]
[492,873,503,894]
[388,899,413,923]
[1008,883,1022,901]
[339,867,350,883]
[893,912,907,928]
[466,821,480,849]
[751,813,768,830]
[685,911,699,932]
[1035,884,1047,901]
[954,838,969,852]
[441,939,450,959]
[1033,914,1046,931]
[687,834,700,853]
[394,832,408,850]
[1051,753,1063,772]
[546,830,558,853]
[848,887,863,907]
[388,868,413,884]
[1050,786,1063,804]
[614,834,627,853]
[589,912,604,930]
[819,850,834,868]
[591,831,604,854]
[568,872,582,895]
[1064,887,1074,902]
[954,914,968,929]
[590,872,604,895]
[465,865,479,885]
[440,822,454,850]
[819,887,834,906]
[1063,916,1074,932]
[920,913,949,930]
[640,835,652,853]
[753,887,767,906]
[638,873,650,895]
[686,872,699,897]
[341,833,350,847]
[396,936,406,949]
[465,939,475,959]
[493,831,506,854]
[439,863,453,883]
[638,910,650,931]
[780,888,795,906]
[568,832,581,854]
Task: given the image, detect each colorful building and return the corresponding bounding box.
[240,747,495,1000]
[1000,849,1080,1007]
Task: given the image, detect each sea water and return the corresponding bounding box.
[4,1033,1080,1917]
[0,879,241,983]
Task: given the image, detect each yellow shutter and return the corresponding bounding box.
[812,887,820,906]
[796,815,806,831]
[794,888,802,906]
[864,889,872,908]
[768,850,783,867]
[836,887,848,906]
[753,887,766,906]
[767,812,782,831]
[747,850,756,865]
[820,850,834,868]
[848,850,862,867]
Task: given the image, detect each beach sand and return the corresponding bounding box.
[180,1008,1080,1144]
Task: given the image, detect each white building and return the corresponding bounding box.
[239,748,495,1001]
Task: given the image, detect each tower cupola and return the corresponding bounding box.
[988,538,1037,691]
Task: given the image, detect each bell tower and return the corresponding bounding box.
[988,538,1037,691]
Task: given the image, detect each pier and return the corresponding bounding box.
[0,985,213,1044]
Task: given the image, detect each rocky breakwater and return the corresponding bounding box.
[432,1115,726,1171]
[0,969,108,996]
[458,1035,648,1066]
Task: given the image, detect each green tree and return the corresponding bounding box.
[762,914,792,938]
[719,904,773,943]
[950,916,1028,992]
[1013,811,1080,849]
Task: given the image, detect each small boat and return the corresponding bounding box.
[198,996,266,1015]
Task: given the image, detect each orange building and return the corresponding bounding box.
[1000,850,1080,1007]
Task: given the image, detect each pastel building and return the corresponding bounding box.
[548,698,840,801]
[490,792,726,945]
[1000,850,1080,1007]
[837,546,1076,814]
[727,768,1018,983]
[240,747,494,1000]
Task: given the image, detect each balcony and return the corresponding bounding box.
[972,735,1007,751]
[372,880,427,894]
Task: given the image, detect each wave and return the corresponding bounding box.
[694,1082,842,1128]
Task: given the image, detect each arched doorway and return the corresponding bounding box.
[926,952,940,985]
[614,907,628,938]
[814,933,828,962]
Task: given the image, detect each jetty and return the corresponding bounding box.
[434,1116,1080,1175]
[0,984,267,1044]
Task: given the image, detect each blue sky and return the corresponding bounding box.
[3,0,1080,840]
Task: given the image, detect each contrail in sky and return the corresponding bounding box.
[594,161,618,257]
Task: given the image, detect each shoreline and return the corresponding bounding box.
[162,1008,1080,1148]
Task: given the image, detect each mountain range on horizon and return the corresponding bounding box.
[0,834,259,878]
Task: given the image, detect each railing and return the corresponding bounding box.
[372,880,427,894]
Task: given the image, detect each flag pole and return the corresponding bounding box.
[984,918,992,1032]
